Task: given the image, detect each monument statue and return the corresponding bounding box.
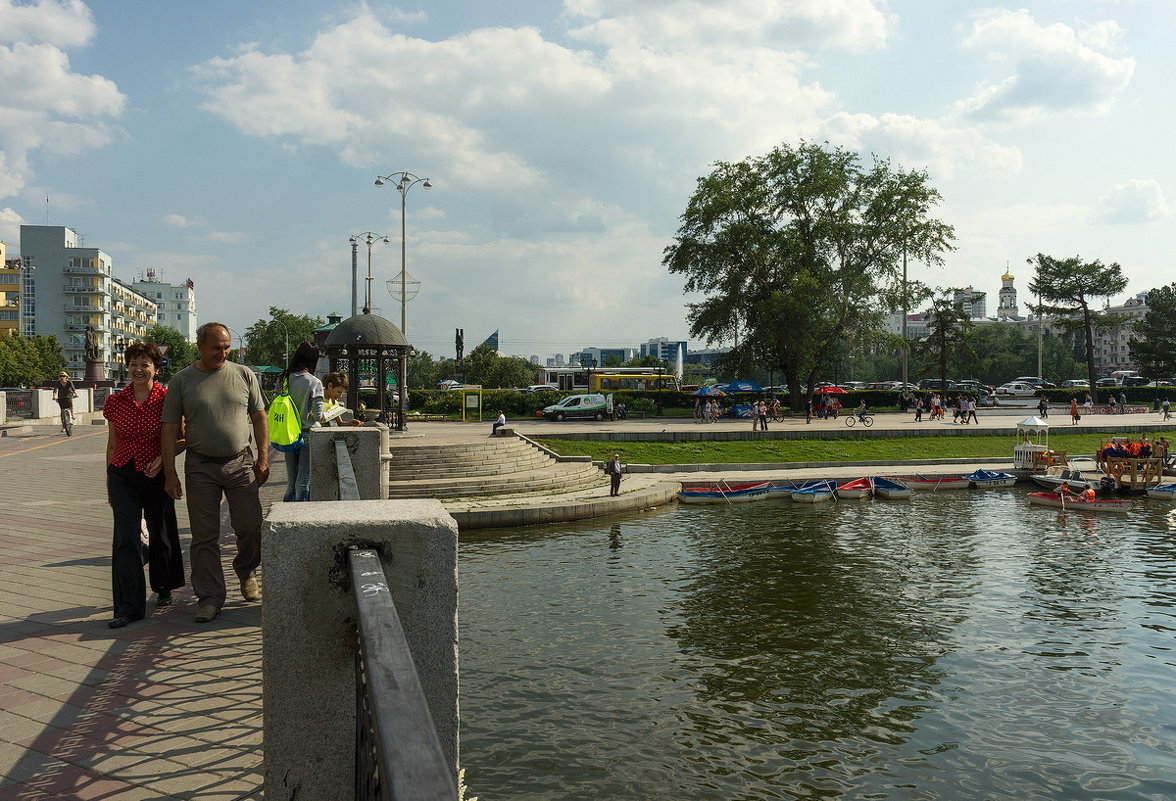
[84,325,100,361]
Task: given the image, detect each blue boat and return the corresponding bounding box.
[1147,483,1176,501]
[871,476,913,499]
[677,481,772,504]
[964,469,1017,488]
[791,479,837,503]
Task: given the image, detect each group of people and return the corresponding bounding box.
[910,393,979,423]
[751,398,781,430]
[1097,436,1169,463]
[102,323,361,629]
[693,397,725,423]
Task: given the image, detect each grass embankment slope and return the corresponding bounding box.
[533,433,1113,465]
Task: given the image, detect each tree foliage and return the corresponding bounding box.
[1130,283,1176,377]
[462,343,538,388]
[242,307,325,368]
[914,290,976,388]
[1028,254,1127,402]
[407,350,446,389]
[144,325,197,382]
[664,140,955,409]
[0,334,65,386]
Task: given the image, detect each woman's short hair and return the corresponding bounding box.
[124,341,164,369]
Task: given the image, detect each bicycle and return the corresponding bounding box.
[845,413,873,427]
[61,407,74,437]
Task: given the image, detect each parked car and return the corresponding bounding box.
[521,384,559,393]
[1121,375,1150,386]
[1011,376,1056,389]
[918,379,953,391]
[1060,379,1090,388]
[954,379,993,393]
[1095,377,1120,388]
[1145,379,1176,387]
[538,393,613,421]
[996,381,1039,396]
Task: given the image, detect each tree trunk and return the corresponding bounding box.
[1082,303,1098,404]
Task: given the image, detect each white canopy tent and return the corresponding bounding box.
[1015,416,1051,469]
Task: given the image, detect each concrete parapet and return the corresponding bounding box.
[308,425,389,500]
[262,499,460,799]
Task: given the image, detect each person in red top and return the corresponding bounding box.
[102,341,186,628]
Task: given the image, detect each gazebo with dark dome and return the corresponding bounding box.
[323,312,410,430]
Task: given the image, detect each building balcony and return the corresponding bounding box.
[63,285,102,294]
[63,264,108,276]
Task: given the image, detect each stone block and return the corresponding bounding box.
[307,426,388,501]
[262,499,459,800]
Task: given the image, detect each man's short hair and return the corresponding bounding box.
[196,321,230,344]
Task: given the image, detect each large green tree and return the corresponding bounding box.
[144,325,197,382]
[1130,283,1176,377]
[914,290,976,389]
[1028,254,1127,402]
[407,350,446,389]
[0,334,65,386]
[462,343,537,388]
[242,307,325,368]
[664,140,955,409]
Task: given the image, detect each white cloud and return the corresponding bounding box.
[956,9,1135,123]
[163,213,206,228]
[0,0,95,48]
[205,231,248,244]
[0,206,24,242]
[821,112,1023,180]
[1096,179,1173,224]
[564,0,893,53]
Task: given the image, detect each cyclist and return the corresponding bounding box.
[52,371,77,435]
[855,399,869,423]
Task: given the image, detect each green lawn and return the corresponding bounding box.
[533,433,1113,465]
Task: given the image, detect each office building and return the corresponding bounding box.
[132,268,198,342]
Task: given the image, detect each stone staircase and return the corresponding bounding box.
[386,436,608,500]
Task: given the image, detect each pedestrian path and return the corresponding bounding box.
[0,424,281,800]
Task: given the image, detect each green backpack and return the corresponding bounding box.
[268,383,304,452]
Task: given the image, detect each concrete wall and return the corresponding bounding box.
[307,425,389,501]
[32,388,93,418]
[261,500,459,800]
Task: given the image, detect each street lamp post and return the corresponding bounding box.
[349,233,389,316]
[375,171,432,431]
[901,243,908,391]
[271,316,290,368]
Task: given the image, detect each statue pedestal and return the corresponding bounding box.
[84,359,106,382]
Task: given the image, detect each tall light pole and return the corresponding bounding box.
[901,243,909,390]
[271,315,290,368]
[375,171,432,431]
[349,233,388,315]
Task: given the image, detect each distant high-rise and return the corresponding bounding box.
[132,268,198,342]
[953,286,987,319]
[639,337,688,362]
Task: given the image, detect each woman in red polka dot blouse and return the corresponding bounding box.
[102,341,186,628]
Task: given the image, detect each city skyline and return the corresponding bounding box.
[2,1,1174,362]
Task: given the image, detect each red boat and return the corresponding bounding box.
[835,477,873,499]
[891,474,973,491]
[1026,491,1136,513]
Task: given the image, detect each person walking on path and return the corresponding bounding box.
[161,322,269,625]
[491,410,506,436]
[103,341,186,628]
[52,371,77,435]
[914,396,923,423]
[605,453,623,496]
[1163,397,1171,421]
[279,342,324,503]
[1037,396,1048,419]
[758,400,769,431]
[1070,397,1080,425]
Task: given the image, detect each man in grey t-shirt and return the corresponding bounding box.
[162,322,269,624]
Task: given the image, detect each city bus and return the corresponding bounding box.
[588,372,679,393]
[538,366,678,392]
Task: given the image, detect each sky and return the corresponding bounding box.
[1,0,1173,363]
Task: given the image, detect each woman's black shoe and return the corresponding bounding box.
[157,591,173,606]
[108,614,143,629]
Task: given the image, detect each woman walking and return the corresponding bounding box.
[103,341,185,628]
[280,342,325,502]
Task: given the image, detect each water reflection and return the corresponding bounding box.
[460,492,1176,800]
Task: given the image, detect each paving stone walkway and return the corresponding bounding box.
[0,424,283,800]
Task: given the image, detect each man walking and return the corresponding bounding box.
[161,322,269,624]
[605,453,623,497]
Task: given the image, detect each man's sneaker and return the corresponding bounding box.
[194,604,218,623]
[240,575,261,601]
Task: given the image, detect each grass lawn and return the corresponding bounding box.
[533,433,1114,465]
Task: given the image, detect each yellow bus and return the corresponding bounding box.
[588,372,679,393]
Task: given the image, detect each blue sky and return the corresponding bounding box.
[2,0,1172,362]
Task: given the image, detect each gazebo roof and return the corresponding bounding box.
[323,312,407,348]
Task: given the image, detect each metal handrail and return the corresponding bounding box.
[348,549,457,801]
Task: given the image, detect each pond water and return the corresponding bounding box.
[459,491,1176,800]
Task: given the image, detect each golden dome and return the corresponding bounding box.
[1002,269,1014,281]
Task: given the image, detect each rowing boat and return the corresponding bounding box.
[871,476,913,499]
[791,479,836,503]
[964,469,1017,488]
[835,477,873,499]
[893,474,972,490]
[1146,483,1176,501]
[677,481,772,504]
[1025,491,1135,513]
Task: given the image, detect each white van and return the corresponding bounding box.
[539,393,613,421]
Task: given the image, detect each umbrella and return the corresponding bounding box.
[725,380,764,393]
[692,386,727,397]
[437,379,461,389]
[815,386,847,394]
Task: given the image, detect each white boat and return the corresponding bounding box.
[835,477,873,499]
[1030,466,1108,493]
[791,480,836,503]
[964,469,1017,488]
[1147,483,1176,501]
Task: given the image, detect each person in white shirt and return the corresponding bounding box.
[491,410,507,436]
